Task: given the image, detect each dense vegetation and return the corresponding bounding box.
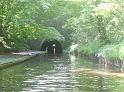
[1,0,65,50]
[1,0,124,60]
[63,0,124,61]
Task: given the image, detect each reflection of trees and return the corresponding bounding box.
[77,73,119,92]
[69,56,119,92]
[0,55,53,92]
[98,59,124,73]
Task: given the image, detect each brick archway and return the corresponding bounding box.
[41,40,62,55]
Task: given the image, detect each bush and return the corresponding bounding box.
[79,39,124,61]
[98,40,124,61]
[79,39,101,54]
[98,45,119,60]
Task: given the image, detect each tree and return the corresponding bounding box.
[1,0,64,50]
[63,0,124,55]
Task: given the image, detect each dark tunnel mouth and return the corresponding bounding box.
[41,40,62,55]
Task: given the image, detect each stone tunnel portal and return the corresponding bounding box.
[41,40,62,55]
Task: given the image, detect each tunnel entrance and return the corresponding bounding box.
[41,40,62,55]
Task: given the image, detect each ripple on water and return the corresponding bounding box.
[1,55,123,92]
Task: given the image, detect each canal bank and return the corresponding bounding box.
[0,51,45,69]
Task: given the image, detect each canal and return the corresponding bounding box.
[0,54,124,92]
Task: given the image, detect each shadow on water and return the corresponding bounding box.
[0,54,124,92]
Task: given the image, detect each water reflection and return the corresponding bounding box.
[97,57,124,73]
[0,54,124,92]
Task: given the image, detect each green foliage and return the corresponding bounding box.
[35,27,64,41]
[98,41,124,60]
[63,0,124,60]
[1,0,64,51]
[79,39,101,54]
[98,44,119,60]
[1,0,124,59]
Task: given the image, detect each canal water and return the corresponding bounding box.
[0,54,124,92]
